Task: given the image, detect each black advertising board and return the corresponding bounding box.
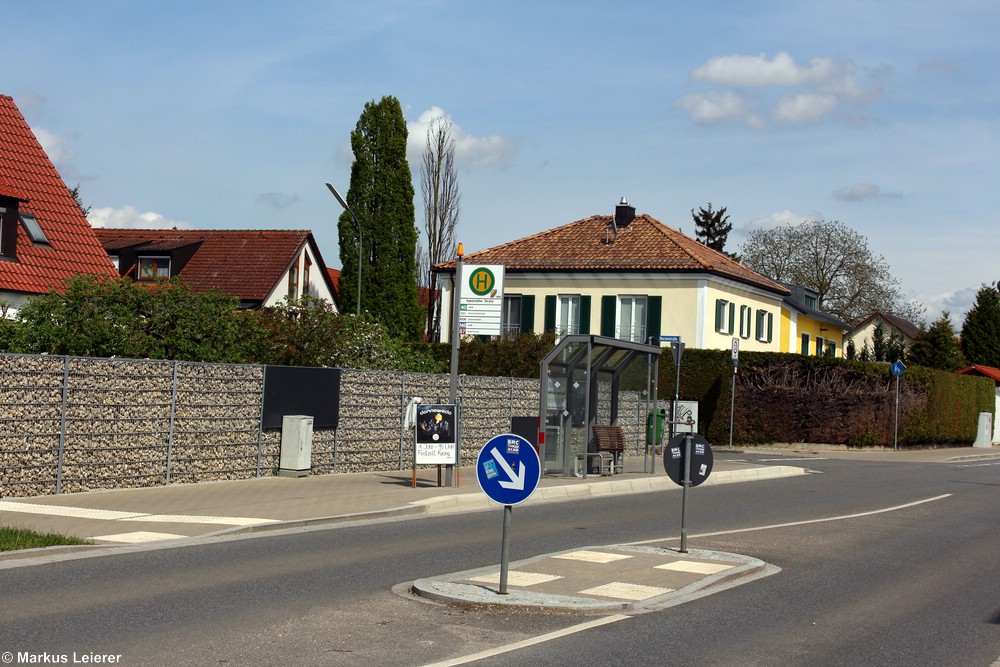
[262,366,341,429]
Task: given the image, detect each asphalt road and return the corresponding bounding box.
[2,453,999,666]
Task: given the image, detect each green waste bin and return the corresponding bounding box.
[646,408,668,446]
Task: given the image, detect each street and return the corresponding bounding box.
[2,452,999,666]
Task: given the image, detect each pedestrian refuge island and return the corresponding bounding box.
[537,334,661,478]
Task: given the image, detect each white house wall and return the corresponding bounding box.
[440,270,783,352]
[262,246,337,310]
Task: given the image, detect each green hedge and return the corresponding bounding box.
[658,350,995,447]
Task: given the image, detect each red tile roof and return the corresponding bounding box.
[0,95,117,295]
[957,365,1000,383]
[93,228,325,304]
[436,213,788,295]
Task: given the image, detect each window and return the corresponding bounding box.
[619,296,646,342]
[20,213,49,245]
[109,255,120,272]
[137,256,170,280]
[0,206,6,256]
[755,309,773,343]
[804,294,818,309]
[826,341,837,357]
[816,337,825,356]
[303,254,312,295]
[288,258,300,300]
[502,295,522,339]
[801,332,810,355]
[558,295,581,336]
[715,299,735,334]
[739,305,752,339]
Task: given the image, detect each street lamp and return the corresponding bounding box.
[325,182,361,315]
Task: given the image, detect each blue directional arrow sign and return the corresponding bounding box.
[476,433,541,506]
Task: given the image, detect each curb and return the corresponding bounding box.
[409,545,777,612]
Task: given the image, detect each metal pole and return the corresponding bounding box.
[644,341,652,473]
[447,247,464,487]
[325,182,362,315]
[728,364,736,449]
[679,433,692,553]
[894,375,900,452]
[499,505,512,594]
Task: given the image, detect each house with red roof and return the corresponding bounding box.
[94,228,338,309]
[0,95,117,313]
[846,311,920,359]
[957,365,1000,444]
[434,199,791,351]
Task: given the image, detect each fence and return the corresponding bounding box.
[0,353,663,498]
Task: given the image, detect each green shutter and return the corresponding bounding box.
[715,299,724,332]
[544,295,556,332]
[767,312,774,343]
[519,295,535,333]
[728,302,736,335]
[601,295,616,337]
[579,296,591,334]
[645,296,662,343]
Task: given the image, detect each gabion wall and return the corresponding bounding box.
[0,353,661,498]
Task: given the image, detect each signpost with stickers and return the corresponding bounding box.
[476,433,541,594]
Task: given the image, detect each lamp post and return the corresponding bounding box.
[325,182,361,316]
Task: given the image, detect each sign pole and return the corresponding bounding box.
[679,433,692,553]
[499,505,512,594]
[890,360,905,452]
[447,245,464,488]
[729,338,738,449]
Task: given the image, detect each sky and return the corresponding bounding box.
[5,1,998,325]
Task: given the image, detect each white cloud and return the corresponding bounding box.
[406,107,516,169]
[88,205,195,230]
[672,91,748,124]
[834,183,903,201]
[691,52,836,87]
[678,51,883,127]
[773,93,838,123]
[32,127,76,166]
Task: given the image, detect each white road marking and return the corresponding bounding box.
[422,614,630,667]
[0,501,278,526]
[628,494,953,545]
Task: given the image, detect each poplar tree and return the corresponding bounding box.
[339,96,422,339]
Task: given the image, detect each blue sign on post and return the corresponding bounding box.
[476,433,541,506]
[891,360,906,377]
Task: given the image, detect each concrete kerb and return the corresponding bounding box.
[408,545,775,612]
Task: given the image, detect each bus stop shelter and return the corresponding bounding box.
[537,335,661,477]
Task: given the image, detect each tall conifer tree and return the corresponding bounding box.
[960,285,1000,367]
[339,96,422,339]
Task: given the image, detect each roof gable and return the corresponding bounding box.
[436,213,788,295]
[93,228,334,304]
[0,95,117,295]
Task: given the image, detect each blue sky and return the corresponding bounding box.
[6,1,998,324]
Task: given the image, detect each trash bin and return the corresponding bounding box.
[646,408,668,447]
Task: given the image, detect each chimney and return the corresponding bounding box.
[614,196,635,227]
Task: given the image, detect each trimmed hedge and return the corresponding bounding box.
[659,349,995,447]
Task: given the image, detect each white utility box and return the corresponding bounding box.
[279,415,314,477]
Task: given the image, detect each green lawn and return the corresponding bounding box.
[0,526,91,551]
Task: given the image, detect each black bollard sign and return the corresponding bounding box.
[663,433,714,487]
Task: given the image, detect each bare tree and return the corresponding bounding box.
[419,116,460,341]
[740,219,911,324]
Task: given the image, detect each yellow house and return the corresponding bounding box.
[436,201,790,351]
[779,283,852,357]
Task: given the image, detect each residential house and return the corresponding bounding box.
[435,200,790,350]
[0,95,117,314]
[957,365,1000,444]
[780,282,852,358]
[846,311,920,358]
[94,228,338,309]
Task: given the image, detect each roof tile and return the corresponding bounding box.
[0,95,118,295]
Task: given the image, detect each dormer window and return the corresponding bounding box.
[137,256,170,280]
[20,213,49,245]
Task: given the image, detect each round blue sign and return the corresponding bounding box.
[891,360,906,377]
[475,433,541,506]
